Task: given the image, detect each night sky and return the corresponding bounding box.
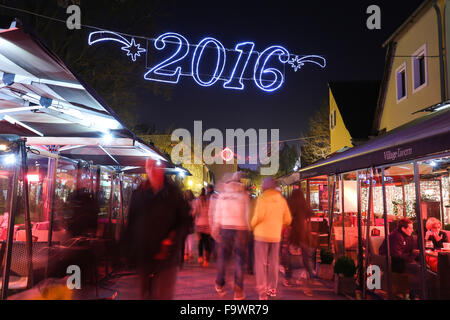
[137,0,424,143]
[1,0,425,144]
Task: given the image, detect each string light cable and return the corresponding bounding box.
[0,3,324,58]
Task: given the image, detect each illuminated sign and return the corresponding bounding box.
[221,147,234,162]
[88,31,326,92]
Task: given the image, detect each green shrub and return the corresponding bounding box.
[334,256,356,278]
[320,248,334,265]
[444,224,450,231]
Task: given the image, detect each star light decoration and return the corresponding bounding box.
[288,55,305,72]
[121,38,146,62]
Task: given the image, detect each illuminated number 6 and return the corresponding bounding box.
[192,37,226,87]
[144,32,189,84]
[253,46,290,92]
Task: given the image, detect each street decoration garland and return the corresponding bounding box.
[88,31,326,92]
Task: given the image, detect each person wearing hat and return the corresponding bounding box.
[251,177,292,300]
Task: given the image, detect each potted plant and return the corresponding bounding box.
[317,249,334,280]
[334,256,356,297]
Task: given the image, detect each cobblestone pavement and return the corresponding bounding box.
[103,261,347,300]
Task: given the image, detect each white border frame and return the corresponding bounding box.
[411,44,428,94]
[396,62,408,103]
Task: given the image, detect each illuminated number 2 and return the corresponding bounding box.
[223,42,255,90]
[144,32,189,83]
[253,46,290,92]
[192,37,226,87]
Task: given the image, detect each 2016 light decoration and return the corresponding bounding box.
[88,31,326,92]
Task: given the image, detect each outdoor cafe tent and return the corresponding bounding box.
[298,105,450,300]
[0,23,188,298]
[0,24,169,167]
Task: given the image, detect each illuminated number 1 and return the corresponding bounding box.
[192,37,226,87]
[253,46,290,92]
[223,42,255,90]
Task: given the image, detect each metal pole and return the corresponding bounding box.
[105,172,115,276]
[20,140,34,289]
[1,143,20,300]
[75,161,82,190]
[363,168,373,300]
[95,167,101,198]
[341,174,345,257]
[44,151,58,280]
[401,182,407,217]
[439,178,444,223]
[381,168,393,299]
[90,164,94,194]
[413,161,428,300]
[119,173,125,228]
[356,170,363,291]
[107,172,115,237]
[328,175,336,249]
[306,179,310,208]
[46,155,58,248]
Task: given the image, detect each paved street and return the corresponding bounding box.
[99,261,347,300]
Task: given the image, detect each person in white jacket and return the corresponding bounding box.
[211,172,250,300]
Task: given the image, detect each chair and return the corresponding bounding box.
[0,241,49,291]
[367,236,410,298]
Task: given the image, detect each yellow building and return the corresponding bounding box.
[374,0,449,134]
[329,81,380,154]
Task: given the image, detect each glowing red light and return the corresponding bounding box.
[221,147,234,162]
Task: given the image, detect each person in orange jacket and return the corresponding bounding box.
[251,177,292,300]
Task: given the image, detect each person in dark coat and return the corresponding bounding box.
[123,158,191,299]
[379,217,421,299]
[66,187,99,238]
[379,218,418,272]
[282,188,315,296]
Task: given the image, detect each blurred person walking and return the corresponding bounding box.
[181,190,195,268]
[207,184,218,262]
[247,192,257,275]
[251,177,292,300]
[282,188,316,296]
[211,173,250,300]
[123,158,190,299]
[193,188,212,267]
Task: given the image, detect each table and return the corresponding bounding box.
[425,249,450,299]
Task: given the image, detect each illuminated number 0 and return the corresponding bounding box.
[144,32,189,84]
[253,46,290,92]
[223,42,255,90]
[192,37,226,87]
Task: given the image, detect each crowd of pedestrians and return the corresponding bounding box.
[123,158,318,300]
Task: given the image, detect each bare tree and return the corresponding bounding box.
[300,101,330,167]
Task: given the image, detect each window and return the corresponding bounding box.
[396,63,407,103]
[330,111,334,129]
[330,110,337,129]
[412,44,427,92]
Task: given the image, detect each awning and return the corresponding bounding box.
[300,107,450,179]
[0,26,169,167]
[276,172,300,186]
